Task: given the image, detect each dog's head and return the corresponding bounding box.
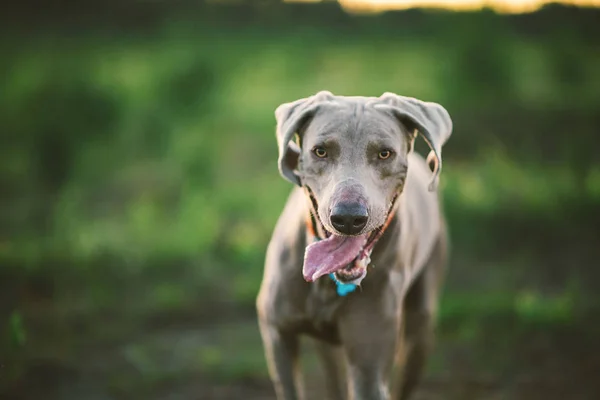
[275,91,452,283]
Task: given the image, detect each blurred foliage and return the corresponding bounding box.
[0,2,599,397]
[8,312,26,348]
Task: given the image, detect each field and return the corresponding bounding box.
[1,3,600,399]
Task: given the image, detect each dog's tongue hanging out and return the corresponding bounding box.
[303,234,368,282]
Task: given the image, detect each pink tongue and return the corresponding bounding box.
[303,234,368,282]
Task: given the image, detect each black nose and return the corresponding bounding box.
[330,203,369,235]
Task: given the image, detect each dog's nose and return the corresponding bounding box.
[330,203,369,235]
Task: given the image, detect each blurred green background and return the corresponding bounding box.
[1,2,599,399]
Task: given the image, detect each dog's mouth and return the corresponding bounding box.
[303,190,398,285]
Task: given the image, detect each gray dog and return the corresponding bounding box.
[257,91,453,400]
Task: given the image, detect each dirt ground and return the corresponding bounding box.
[3,303,600,400]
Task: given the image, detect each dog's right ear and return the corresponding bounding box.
[275,91,334,186]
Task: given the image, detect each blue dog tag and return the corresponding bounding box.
[329,273,357,296]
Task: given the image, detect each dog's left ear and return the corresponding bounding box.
[373,92,453,191]
[275,91,334,186]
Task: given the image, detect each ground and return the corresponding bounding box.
[3,286,600,400]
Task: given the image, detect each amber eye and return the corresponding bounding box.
[378,150,392,160]
[313,146,328,158]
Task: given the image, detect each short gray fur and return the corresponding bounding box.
[257,91,453,400]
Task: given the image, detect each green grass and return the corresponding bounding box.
[2,32,594,260]
[0,25,597,318]
[2,16,599,391]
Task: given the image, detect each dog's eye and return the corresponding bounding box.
[378,150,392,160]
[313,146,328,158]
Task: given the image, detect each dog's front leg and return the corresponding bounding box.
[339,290,399,400]
[258,318,303,400]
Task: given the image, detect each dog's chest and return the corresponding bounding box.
[302,278,345,344]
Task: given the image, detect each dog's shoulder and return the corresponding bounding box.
[257,187,310,324]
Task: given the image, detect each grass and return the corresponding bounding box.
[1,12,599,394]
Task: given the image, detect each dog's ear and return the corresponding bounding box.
[275,91,334,186]
[373,92,453,191]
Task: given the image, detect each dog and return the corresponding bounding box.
[256,91,453,400]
